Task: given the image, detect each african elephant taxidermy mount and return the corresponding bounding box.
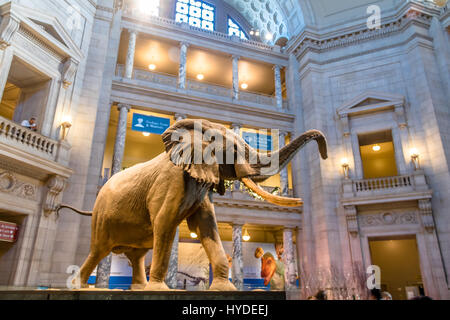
[58,119,327,291]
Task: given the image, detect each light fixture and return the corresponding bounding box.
[265,32,273,41]
[197,74,204,81]
[242,228,250,241]
[341,157,350,179]
[148,64,156,71]
[372,144,381,152]
[60,115,72,140]
[241,83,248,90]
[142,132,150,137]
[190,232,198,239]
[137,0,159,16]
[255,30,260,37]
[249,29,255,36]
[410,148,420,170]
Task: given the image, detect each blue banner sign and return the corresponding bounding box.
[131,113,171,135]
[242,132,272,151]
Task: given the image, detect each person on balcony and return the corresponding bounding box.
[21,117,37,132]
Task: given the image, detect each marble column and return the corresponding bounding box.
[232,55,240,100]
[165,227,179,289]
[279,131,289,196]
[231,123,241,191]
[274,65,283,109]
[165,113,187,288]
[178,42,189,89]
[124,29,138,79]
[95,103,130,288]
[231,223,244,290]
[283,227,297,290]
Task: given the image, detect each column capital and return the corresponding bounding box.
[180,41,190,48]
[230,222,244,228]
[273,64,282,71]
[231,123,242,129]
[117,103,131,112]
[175,113,187,121]
[128,28,139,36]
[231,54,240,61]
[278,130,290,138]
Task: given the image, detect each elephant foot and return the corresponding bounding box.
[130,283,147,290]
[144,281,171,291]
[209,279,237,291]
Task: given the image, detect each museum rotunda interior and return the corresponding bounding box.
[0,0,449,300]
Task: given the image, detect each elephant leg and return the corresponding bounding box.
[125,248,149,290]
[79,247,111,288]
[187,197,237,291]
[145,217,177,291]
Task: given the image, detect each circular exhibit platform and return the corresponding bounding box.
[0,289,286,300]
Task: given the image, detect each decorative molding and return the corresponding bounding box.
[0,13,20,49]
[290,5,435,60]
[43,175,67,217]
[17,26,64,62]
[0,171,37,201]
[62,58,79,89]
[344,205,359,237]
[359,211,418,227]
[418,199,435,233]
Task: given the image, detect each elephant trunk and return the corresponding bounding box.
[236,130,327,208]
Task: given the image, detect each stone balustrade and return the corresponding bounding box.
[115,65,288,110]
[0,115,70,166]
[342,172,430,200]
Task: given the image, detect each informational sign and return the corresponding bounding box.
[0,221,19,242]
[131,113,171,135]
[242,132,272,151]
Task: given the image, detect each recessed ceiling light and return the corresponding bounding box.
[372,144,381,152]
[149,64,156,71]
[265,32,273,40]
[197,74,204,80]
[142,132,150,137]
[241,83,248,90]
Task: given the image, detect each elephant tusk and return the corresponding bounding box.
[241,178,303,208]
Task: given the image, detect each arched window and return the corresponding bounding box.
[175,0,215,31]
[227,17,248,40]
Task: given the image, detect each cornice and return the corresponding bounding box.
[287,2,438,61]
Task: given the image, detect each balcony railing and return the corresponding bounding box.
[353,175,412,192]
[0,116,69,166]
[342,173,430,200]
[115,65,287,110]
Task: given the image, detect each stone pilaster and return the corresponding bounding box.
[96,103,130,288]
[178,42,189,89]
[274,65,283,109]
[124,29,137,79]
[165,227,179,289]
[231,223,244,290]
[279,131,289,196]
[232,55,240,100]
[283,227,297,290]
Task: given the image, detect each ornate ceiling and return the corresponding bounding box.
[223,0,305,43]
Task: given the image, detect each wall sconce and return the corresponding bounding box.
[242,228,251,242]
[341,157,350,179]
[410,148,420,170]
[60,116,72,140]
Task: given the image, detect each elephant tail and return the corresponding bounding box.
[57,204,92,216]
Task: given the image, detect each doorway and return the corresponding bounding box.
[369,235,423,300]
[358,130,398,179]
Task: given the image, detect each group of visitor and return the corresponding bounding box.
[306,288,432,300]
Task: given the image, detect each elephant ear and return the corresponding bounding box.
[162,119,221,186]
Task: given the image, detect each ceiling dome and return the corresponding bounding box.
[223,0,305,43]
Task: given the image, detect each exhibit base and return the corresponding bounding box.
[0,289,286,300]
